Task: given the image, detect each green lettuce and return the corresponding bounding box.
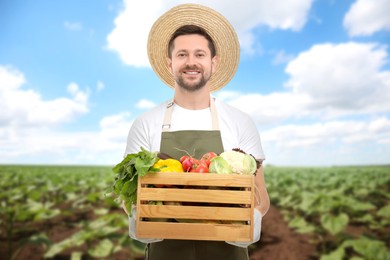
[209,156,233,174]
[219,150,257,175]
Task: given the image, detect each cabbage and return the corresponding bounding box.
[209,156,233,174]
[219,150,257,175]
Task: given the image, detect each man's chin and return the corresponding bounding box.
[180,85,203,92]
[177,79,205,92]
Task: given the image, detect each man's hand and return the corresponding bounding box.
[225,208,262,248]
[128,206,163,244]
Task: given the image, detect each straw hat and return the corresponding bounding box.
[147,4,240,92]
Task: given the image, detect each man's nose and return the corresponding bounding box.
[186,54,196,65]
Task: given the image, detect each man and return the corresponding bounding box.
[124,4,269,260]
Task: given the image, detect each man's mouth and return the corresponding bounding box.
[182,66,201,75]
[184,71,200,75]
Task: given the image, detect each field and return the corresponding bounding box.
[0,165,389,260]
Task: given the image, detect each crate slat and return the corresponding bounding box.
[139,187,252,204]
[139,204,251,221]
[137,221,252,241]
[140,172,253,187]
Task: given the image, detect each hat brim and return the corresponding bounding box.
[147,4,240,92]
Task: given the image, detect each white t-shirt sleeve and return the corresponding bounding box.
[237,113,265,161]
[124,103,166,156]
[124,117,151,155]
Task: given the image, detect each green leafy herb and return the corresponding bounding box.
[111,147,160,214]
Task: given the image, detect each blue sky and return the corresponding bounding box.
[1,0,389,166]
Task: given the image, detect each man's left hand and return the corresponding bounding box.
[225,208,262,248]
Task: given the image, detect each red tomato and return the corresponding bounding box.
[190,160,209,173]
[200,152,218,166]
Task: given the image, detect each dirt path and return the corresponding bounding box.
[250,205,317,260]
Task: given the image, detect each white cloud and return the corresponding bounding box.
[106,0,164,67]
[0,65,132,165]
[198,0,313,54]
[64,21,83,31]
[344,0,390,36]
[261,117,390,166]
[97,80,105,91]
[67,82,88,103]
[284,42,390,117]
[218,91,312,125]
[272,50,295,65]
[106,0,314,66]
[0,65,25,89]
[99,112,133,143]
[218,41,390,127]
[263,120,363,147]
[135,99,157,109]
[0,66,110,164]
[215,41,390,165]
[0,65,89,127]
[368,116,390,133]
[0,112,133,165]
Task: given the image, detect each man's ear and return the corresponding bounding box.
[167,58,173,74]
[211,56,218,74]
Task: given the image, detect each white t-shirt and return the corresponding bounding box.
[124,97,265,160]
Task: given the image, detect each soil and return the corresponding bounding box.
[249,205,317,260]
[1,205,317,260]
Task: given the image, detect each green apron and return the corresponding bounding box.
[146,98,249,260]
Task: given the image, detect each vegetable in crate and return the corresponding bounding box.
[209,156,232,174]
[153,158,184,172]
[200,152,218,166]
[209,149,258,175]
[111,147,161,215]
[220,150,257,175]
[190,159,209,173]
[152,158,184,188]
[179,155,200,172]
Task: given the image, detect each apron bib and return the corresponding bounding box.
[159,98,224,160]
[146,98,249,260]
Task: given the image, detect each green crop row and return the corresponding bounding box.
[265,165,390,260]
[0,165,145,260]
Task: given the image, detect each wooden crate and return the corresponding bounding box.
[136,172,254,241]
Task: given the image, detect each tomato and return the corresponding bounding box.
[190,160,209,173]
[200,152,218,166]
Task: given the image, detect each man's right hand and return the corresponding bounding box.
[128,206,164,244]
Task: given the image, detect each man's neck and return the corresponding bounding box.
[173,86,211,110]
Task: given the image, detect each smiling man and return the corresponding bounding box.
[123,4,270,260]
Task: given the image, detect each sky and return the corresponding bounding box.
[1,0,389,167]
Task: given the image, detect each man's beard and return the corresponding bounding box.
[175,66,211,92]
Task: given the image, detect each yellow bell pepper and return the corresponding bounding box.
[153,158,184,172]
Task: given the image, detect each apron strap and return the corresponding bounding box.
[162,101,174,132]
[162,96,220,132]
[210,97,220,130]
